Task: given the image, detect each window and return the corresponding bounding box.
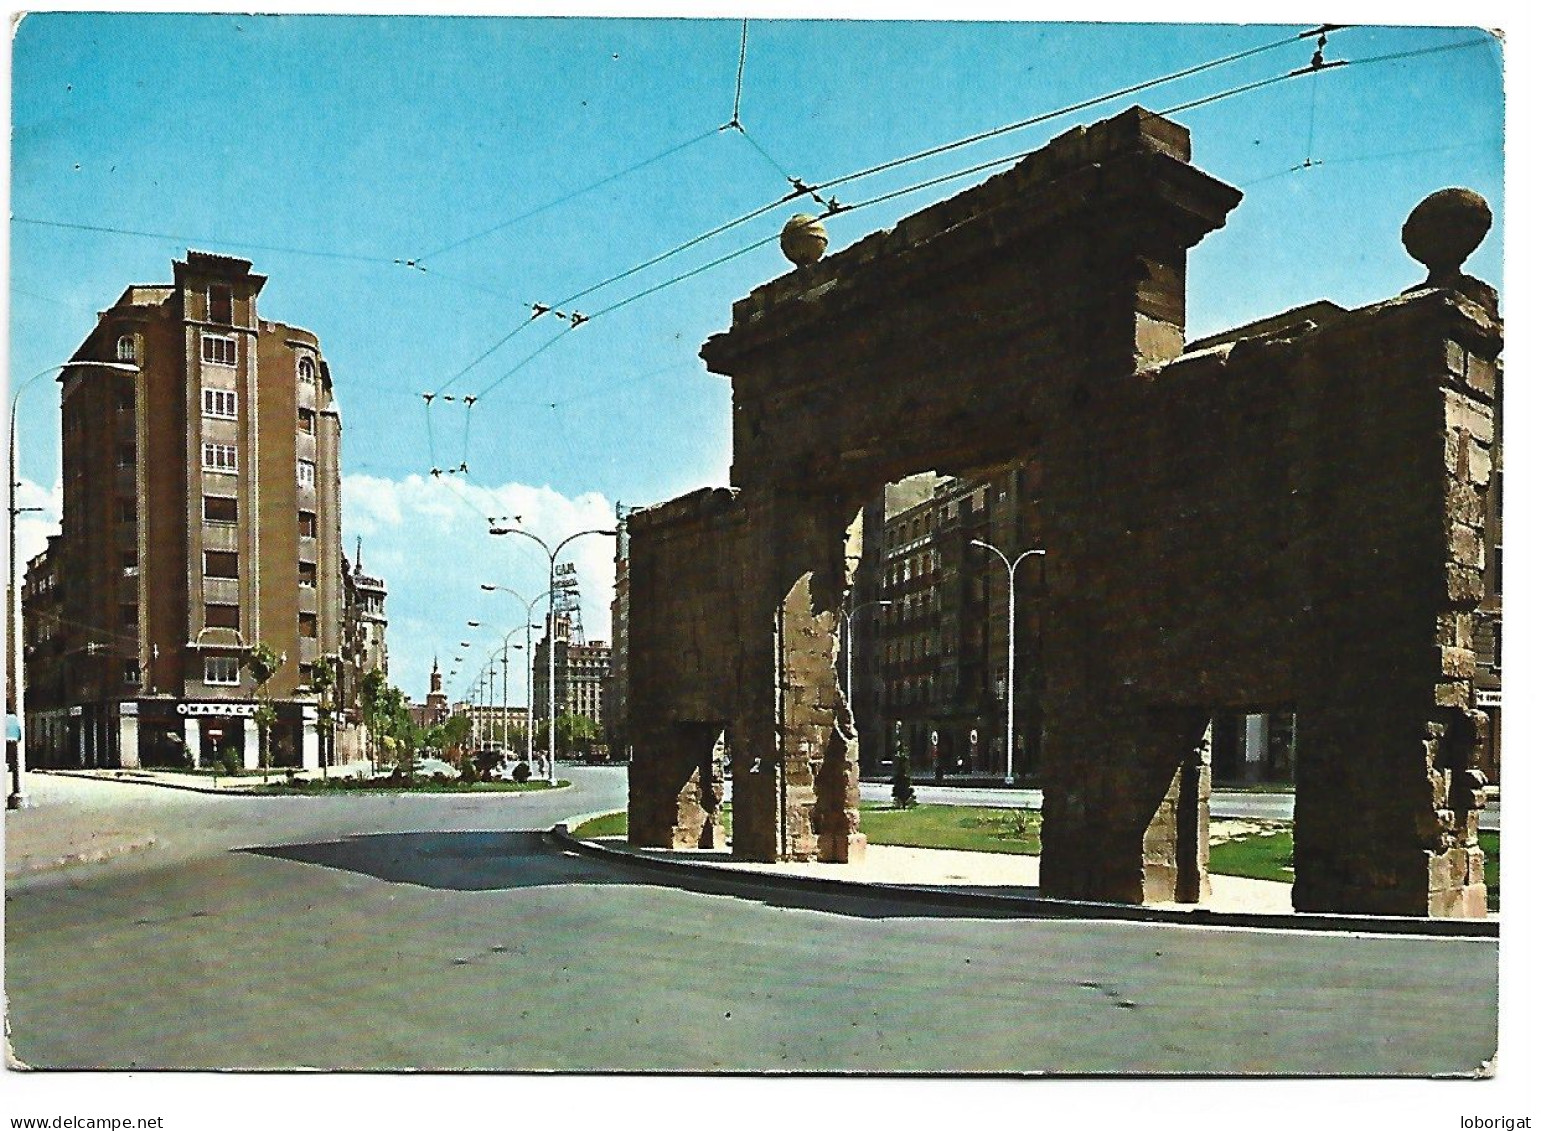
[116,334,136,362]
[117,389,135,413]
[204,655,240,685]
[208,285,233,325]
[204,551,238,579]
[202,443,237,473]
[299,612,318,638]
[202,335,237,366]
[1492,621,1502,673]
[117,443,136,468]
[203,495,238,524]
[123,661,141,686]
[298,408,316,434]
[117,498,135,524]
[203,388,238,419]
[121,551,138,577]
[298,561,317,588]
[205,604,240,629]
[297,357,316,385]
[298,511,317,539]
[297,459,316,487]
[120,604,137,627]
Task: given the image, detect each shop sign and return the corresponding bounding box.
[176,702,257,718]
[1475,688,1501,709]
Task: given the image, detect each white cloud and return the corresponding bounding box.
[14,477,63,570]
[342,472,619,703]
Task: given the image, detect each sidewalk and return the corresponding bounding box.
[45,761,376,794]
[558,832,1497,936]
[583,836,1294,914]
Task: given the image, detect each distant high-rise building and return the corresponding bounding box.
[21,251,383,770]
[534,614,611,737]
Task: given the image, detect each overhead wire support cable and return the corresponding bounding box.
[416,126,722,263]
[11,216,398,265]
[728,17,749,129]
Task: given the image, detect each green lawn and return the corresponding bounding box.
[857,804,1041,854]
[573,810,628,837]
[1207,828,1499,911]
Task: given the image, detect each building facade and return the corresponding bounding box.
[533,614,611,732]
[21,251,381,771]
[605,506,635,759]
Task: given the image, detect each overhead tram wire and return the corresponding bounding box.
[807,25,1331,197]
[530,25,1327,319]
[432,25,1480,420]
[437,31,1348,415]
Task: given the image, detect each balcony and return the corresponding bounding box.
[202,523,240,553]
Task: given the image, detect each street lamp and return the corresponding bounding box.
[480,583,552,775]
[488,524,618,783]
[9,359,139,809]
[840,598,894,704]
[970,538,1045,786]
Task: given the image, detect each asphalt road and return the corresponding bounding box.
[5,767,1497,1074]
[857,781,1501,831]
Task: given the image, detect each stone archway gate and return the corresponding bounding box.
[626,107,1500,918]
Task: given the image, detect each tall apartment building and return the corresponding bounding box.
[21,251,383,771]
[533,614,611,733]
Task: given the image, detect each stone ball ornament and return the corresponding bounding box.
[780,213,829,267]
[1402,187,1492,286]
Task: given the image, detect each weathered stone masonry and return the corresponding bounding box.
[627,106,1500,917]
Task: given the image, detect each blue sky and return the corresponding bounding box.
[8,14,1505,706]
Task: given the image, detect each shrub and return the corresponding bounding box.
[892,752,917,809]
[218,747,240,776]
[511,761,532,783]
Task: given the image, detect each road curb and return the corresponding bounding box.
[549,825,1498,939]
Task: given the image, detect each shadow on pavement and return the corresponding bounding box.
[236,830,1032,919]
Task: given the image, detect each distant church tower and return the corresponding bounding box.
[425,657,448,723]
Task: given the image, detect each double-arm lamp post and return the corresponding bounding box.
[970,539,1045,786]
[478,585,551,774]
[488,523,618,784]
[9,359,139,809]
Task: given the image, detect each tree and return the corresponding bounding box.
[311,656,338,776]
[358,668,386,772]
[244,641,284,780]
[555,712,600,756]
